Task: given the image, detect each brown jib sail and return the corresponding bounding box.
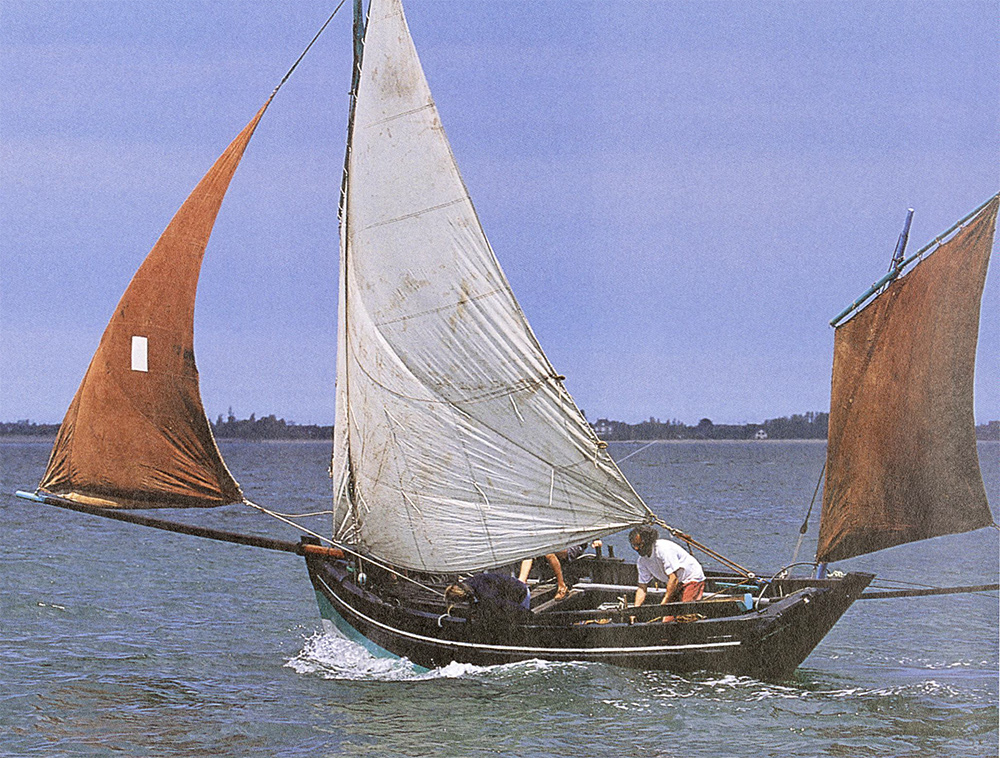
[818,196,998,563]
[38,102,272,508]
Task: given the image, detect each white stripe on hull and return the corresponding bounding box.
[318,576,742,658]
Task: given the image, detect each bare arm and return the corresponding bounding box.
[634,583,648,607]
[662,573,680,604]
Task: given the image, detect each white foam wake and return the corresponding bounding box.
[285,627,583,682]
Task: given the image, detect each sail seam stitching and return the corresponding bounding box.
[347,331,641,529]
[360,197,466,231]
[365,102,436,128]
[348,346,556,405]
[374,288,504,327]
[383,407,428,567]
[343,317,643,564]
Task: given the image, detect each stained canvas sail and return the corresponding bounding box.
[817,197,998,563]
[38,103,272,508]
[333,0,651,572]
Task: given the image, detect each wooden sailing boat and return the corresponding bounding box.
[16,0,997,680]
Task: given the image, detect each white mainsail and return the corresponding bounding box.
[333,0,651,572]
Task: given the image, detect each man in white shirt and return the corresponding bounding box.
[629,525,705,617]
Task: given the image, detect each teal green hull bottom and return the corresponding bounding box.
[313,590,429,673]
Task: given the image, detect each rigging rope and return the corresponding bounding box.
[606,434,757,572]
[614,440,661,464]
[652,517,753,577]
[269,0,347,100]
[261,507,335,519]
[790,460,826,565]
[243,500,446,597]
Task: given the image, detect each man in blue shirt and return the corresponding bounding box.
[444,572,530,623]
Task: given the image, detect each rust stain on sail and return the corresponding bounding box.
[39,103,271,508]
[818,197,998,563]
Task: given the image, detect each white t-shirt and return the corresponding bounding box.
[636,539,705,586]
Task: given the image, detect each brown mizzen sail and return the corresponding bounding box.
[38,102,272,508]
[817,196,998,563]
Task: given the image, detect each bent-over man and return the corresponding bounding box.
[628,525,705,619]
[444,572,530,624]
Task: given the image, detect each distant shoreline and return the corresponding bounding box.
[4,435,998,445]
[3,414,998,442]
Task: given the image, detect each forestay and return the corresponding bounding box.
[818,196,998,563]
[333,0,651,572]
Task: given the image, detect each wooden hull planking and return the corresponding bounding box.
[305,554,873,680]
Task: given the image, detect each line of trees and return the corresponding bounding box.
[3,415,998,441]
[211,408,332,440]
[592,412,830,441]
[593,415,1000,441]
[0,420,60,436]
[979,420,1000,441]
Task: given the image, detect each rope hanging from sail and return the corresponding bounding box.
[790,460,826,565]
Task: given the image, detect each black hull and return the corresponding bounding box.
[305,553,872,680]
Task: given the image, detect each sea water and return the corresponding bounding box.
[2,439,997,757]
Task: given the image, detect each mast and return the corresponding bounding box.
[338,0,367,223]
[332,0,368,542]
[816,206,913,578]
[888,208,914,275]
[830,195,998,327]
[329,0,651,572]
[336,0,367,228]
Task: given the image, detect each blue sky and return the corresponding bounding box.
[2,0,998,426]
